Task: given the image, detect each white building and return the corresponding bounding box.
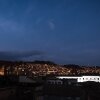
[56,76,100,83]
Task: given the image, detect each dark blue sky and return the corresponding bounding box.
[0,0,100,65]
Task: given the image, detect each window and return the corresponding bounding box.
[86,78,88,80]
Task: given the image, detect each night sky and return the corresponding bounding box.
[0,0,100,65]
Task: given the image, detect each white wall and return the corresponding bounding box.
[77,76,100,82]
[56,76,100,83]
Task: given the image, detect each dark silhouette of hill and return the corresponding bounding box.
[63,64,81,68]
[32,60,56,65]
[0,60,57,66]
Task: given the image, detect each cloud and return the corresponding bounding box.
[0,17,26,34]
[48,21,55,30]
[36,17,43,25]
[0,50,44,61]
